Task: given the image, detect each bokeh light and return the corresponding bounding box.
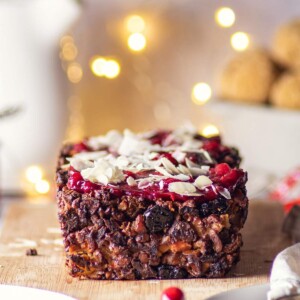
[59,35,74,47]
[25,165,43,184]
[67,62,83,83]
[192,82,212,105]
[90,57,121,79]
[128,33,147,52]
[215,7,235,28]
[61,42,78,61]
[201,124,220,137]
[104,60,121,79]
[35,179,50,194]
[126,15,145,33]
[231,32,250,51]
[90,57,107,77]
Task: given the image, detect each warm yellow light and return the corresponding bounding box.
[201,125,220,138]
[90,57,107,77]
[215,7,235,28]
[60,35,74,47]
[67,63,83,83]
[192,82,212,105]
[35,179,50,194]
[126,15,145,33]
[231,32,250,51]
[61,42,78,61]
[104,60,121,79]
[128,33,147,52]
[90,57,120,79]
[25,166,43,184]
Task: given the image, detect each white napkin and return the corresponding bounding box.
[268,243,300,300]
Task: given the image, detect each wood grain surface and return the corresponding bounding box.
[0,200,291,300]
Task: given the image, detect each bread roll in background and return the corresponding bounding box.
[219,49,277,104]
[272,20,300,70]
[270,72,300,110]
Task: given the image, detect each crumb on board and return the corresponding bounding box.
[26,248,38,256]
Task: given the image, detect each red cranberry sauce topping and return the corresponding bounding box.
[66,130,246,202]
[67,162,246,202]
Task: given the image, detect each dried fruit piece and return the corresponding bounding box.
[144,205,174,233]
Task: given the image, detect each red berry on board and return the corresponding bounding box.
[161,287,185,300]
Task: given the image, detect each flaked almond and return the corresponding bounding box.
[185,157,199,168]
[177,164,192,176]
[189,167,208,177]
[199,149,214,163]
[126,176,137,186]
[138,178,152,189]
[172,174,190,181]
[194,175,212,189]
[155,166,172,177]
[161,157,179,174]
[218,187,231,199]
[168,182,196,195]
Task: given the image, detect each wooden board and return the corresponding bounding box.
[0,200,291,300]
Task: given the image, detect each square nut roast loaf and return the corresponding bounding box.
[56,126,248,280]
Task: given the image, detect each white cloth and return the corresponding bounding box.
[268,243,300,300]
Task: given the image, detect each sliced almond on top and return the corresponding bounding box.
[185,158,200,169]
[161,157,179,174]
[127,176,137,186]
[172,174,190,181]
[177,164,192,176]
[168,182,196,195]
[194,175,212,189]
[218,187,231,199]
[155,166,173,177]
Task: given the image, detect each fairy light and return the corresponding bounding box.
[128,33,147,52]
[25,165,43,184]
[90,57,107,77]
[126,15,145,33]
[61,42,78,61]
[231,32,250,51]
[35,179,50,194]
[192,82,212,105]
[59,35,74,47]
[215,7,235,28]
[67,62,83,83]
[90,57,120,79]
[201,125,220,137]
[104,60,121,79]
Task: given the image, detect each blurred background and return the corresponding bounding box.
[1,0,300,199]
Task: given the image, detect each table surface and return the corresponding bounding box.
[0,200,291,300]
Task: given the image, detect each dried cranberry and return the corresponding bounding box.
[144,205,174,233]
[158,265,188,279]
[198,198,228,217]
[161,287,185,300]
[169,221,196,243]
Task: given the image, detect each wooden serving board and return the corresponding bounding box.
[0,200,291,300]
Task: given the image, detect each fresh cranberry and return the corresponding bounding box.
[214,163,231,176]
[161,287,185,300]
[149,130,171,145]
[82,181,97,193]
[203,140,220,152]
[221,169,240,186]
[73,142,90,153]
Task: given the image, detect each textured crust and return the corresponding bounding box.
[56,161,248,280]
